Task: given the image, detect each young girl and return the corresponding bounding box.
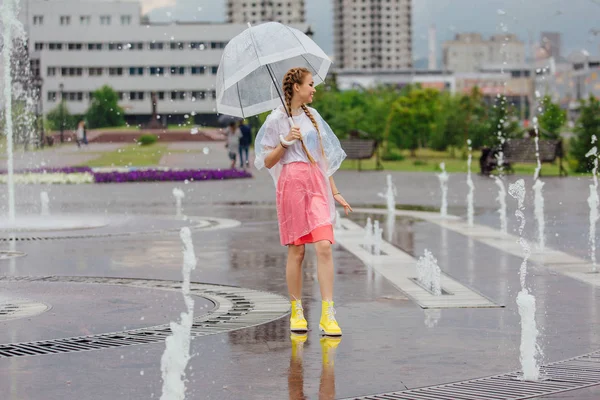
[255,67,352,336]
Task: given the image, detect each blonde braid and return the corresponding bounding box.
[282,68,316,164]
[301,104,326,159]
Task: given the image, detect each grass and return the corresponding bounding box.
[340,147,574,176]
[81,143,169,167]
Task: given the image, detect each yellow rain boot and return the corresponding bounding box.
[290,333,308,360]
[320,336,342,366]
[319,300,342,336]
[290,300,308,332]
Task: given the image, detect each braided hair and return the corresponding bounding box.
[282,67,326,164]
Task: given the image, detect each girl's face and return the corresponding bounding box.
[295,73,316,104]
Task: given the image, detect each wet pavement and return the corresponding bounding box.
[1,157,600,398]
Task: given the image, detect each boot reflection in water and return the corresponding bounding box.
[287,335,341,400]
[288,333,308,400]
[319,336,341,400]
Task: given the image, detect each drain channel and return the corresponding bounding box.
[0,216,239,241]
[0,276,289,358]
[343,350,600,399]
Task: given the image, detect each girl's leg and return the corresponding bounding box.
[315,239,342,336]
[286,244,305,300]
[314,240,334,300]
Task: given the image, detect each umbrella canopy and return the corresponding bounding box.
[216,22,331,118]
[217,114,243,127]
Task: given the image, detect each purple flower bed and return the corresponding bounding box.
[0,166,93,174]
[92,168,252,183]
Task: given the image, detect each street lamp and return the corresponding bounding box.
[33,76,44,148]
[59,83,65,143]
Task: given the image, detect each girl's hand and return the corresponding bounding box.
[285,126,302,142]
[334,194,353,215]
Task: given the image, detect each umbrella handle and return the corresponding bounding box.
[285,117,299,144]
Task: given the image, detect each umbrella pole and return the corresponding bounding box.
[265,64,292,120]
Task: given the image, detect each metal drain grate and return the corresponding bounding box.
[0,299,50,321]
[0,216,237,242]
[0,276,289,358]
[343,350,600,400]
[0,251,26,260]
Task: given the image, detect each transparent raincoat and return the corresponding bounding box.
[254,106,346,245]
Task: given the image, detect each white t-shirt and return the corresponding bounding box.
[261,112,324,165]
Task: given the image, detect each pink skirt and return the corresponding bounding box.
[276,162,334,246]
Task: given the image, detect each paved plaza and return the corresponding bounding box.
[1,142,600,399]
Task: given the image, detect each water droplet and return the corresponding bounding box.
[202,147,210,155]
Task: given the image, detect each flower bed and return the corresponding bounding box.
[0,167,252,184]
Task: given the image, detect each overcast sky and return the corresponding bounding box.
[146,0,600,60]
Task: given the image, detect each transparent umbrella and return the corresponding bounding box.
[215,22,331,120]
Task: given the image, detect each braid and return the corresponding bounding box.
[301,104,326,159]
[282,68,316,164]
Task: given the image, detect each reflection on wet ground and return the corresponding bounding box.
[1,190,600,398]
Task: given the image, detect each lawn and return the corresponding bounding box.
[81,143,169,167]
[340,148,571,176]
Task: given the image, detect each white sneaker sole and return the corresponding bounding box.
[319,325,342,336]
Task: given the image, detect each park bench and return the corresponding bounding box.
[480,138,567,177]
[339,130,380,171]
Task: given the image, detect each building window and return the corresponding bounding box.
[121,15,132,25]
[100,15,111,25]
[170,91,186,101]
[129,67,144,76]
[108,43,124,51]
[108,67,123,76]
[210,42,227,49]
[89,67,103,76]
[129,91,144,101]
[61,67,83,76]
[149,42,164,50]
[157,91,165,100]
[88,43,102,50]
[191,91,205,101]
[65,92,83,101]
[47,92,57,101]
[191,66,206,75]
[30,59,40,77]
[60,16,71,25]
[210,90,217,99]
[170,42,185,50]
[68,43,83,50]
[34,42,44,51]
[47,67,57,76]
[48,43,63,50]
[149,67,165,76]
[170,66,185,75]
[127,42,143,50]
[80,15,91,25]
[210,66,218,75]
[190,42,206,50]
[33,15,43,25]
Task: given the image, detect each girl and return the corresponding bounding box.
[255,67,352,336]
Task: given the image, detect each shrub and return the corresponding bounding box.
[381,149,405,161]
[137,134,158,146]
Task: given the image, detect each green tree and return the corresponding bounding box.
[46,102,75,131]
[538,95,566,139]
[489,94,521,145]
[385,87,440,156]
[85,85,125,128]
[570,96,600,173]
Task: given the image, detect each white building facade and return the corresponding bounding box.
[333,0,412,70]
[23,0,308,124]
[442,33,525,73]
[226,0,305,25]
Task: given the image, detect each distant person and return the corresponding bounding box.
[225,121,242,169]
[75,120,85,148]
[239,120,252,168]
[83,121,88,145]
